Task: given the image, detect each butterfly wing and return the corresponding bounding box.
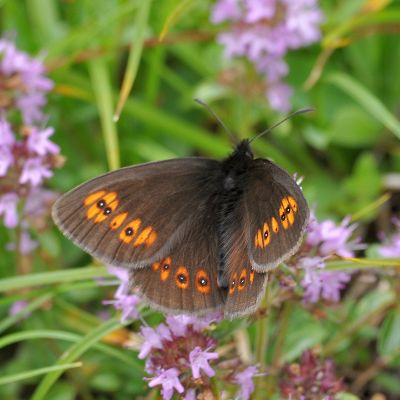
[52,158,221,268]
[129,204,226,315]
[245,159,309,272]
[222,202,268,318]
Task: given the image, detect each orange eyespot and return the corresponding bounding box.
[94,199,119,223]
[175,266,189,289]
[271,217,279,234]
[262,222,271,247]
[134,226,155,247]
[229,272,238,295]
[249,267,255,284]
[288,195,298,213]
[103,192,117,204]
[238,269,247,291]
[119,219,141,243]
[160,257,172,281]
[84,191,106,206]
[110,212,128,230]
[195,270,210,294]
[152,261,160,271]
[279,204,289,229]
[255,229,263,249]
[145,230,157,247]
[86,203,102,220]
[282,197,294,225]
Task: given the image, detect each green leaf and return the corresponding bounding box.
[378,308,400,356]
[0,363,82,386]
[335,393,360,400]
[330,105,380,148]
[88,58,120,170]
[32,318,126,400]
[328,72,400,140]
[0,266,109,292]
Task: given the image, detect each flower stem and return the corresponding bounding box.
[254,275,271,398]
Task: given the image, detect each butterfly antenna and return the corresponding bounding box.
[195,98,238,144]
[248,108,314,144]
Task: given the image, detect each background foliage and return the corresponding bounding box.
[1,0,400,399]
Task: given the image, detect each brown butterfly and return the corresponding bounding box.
[52,115,309,318]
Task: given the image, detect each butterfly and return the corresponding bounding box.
[52,118,309,319]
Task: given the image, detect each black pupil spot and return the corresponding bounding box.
[281,213,286,221]
[264,231,269,239]
[199,277,207,286]
[240,277,245,285]
[286,206,291,213]
[125,227,133,236]
[103,207,112,215]
[97,200,105,208]
[231,280,236,288]
[178,274,186,283]
[163,264,169,270]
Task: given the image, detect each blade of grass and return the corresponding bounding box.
[328,72,400,140]
[0,330,141,369]
[124,98,230,157]
[159,0,195,41]
[114,0,152,120]
[32,317,125,400]
[0,293,53,335]
[0,363,82,386]
[0,266,109,292]
[88,59,120,170]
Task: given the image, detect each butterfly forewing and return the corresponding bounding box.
[245,159,309,272]
[52,158,220,268]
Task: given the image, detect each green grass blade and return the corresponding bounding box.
[0,363,82,386]
[0,293,53,335]
[0,266,109,292]
[89,59,120,170]
[114,0,152,120]
[0,330,142,369]
[125,98,230,157]
[328,72,400,140]
[32,318,126,400]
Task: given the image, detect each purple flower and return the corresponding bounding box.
[378,219,400,258]
[266,81,292,113]
[300,256,351,303]
[306,214,362,257]
[9,300,29,316]
[245,0,276,23]
[19,158,53,186]
[211,0,324,111]
[139,324,172,359]
[232,365,259,400]
[211,0,241,23]
[104,266,141,322]
[148,368,184,400]
[0,192,19,228]
[189,346,219,379]
[27,126,59,156]
[0,116,15,145]
[0,38,53,124]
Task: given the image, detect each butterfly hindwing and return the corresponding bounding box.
[130,199,226,315]
[52,158,220,268]
[245,159,309,272]
[221,201,268,318]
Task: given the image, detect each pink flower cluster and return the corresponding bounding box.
[297,213,363,304]
[138,314,259,399]
[0,38,60,253]
[210,0,324,111]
